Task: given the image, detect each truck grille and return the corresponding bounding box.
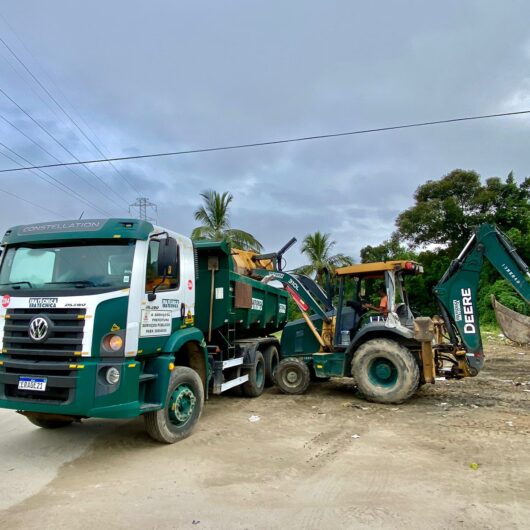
[2,308,86,357]
[0,308,86,404]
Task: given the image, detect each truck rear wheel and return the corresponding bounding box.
[351,338,420,404]
[26,414,73,429]
[144,366,204,443]
[275,357,310,395]
[242,351,266,397]
[262,344,279,386]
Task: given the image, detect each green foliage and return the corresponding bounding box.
[287,298,303,322]
[478,279,530,326]
[191,190,263,252]
[360,234,416,262]
[396,170,530,258]
[296,231,352,285]
[361,170,530,322]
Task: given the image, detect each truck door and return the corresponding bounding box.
[139,235,194,354]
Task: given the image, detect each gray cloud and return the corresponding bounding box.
[0,1,529,265]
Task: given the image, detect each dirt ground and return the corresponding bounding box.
[1,338,529,530]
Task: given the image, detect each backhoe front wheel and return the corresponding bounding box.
[275,357,311,395]
[144,366,204,443]
[352,339,420,404]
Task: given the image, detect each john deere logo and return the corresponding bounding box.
[28,316,49,342]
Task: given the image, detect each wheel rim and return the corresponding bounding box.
[256,359,265,388]
[368,357,398,388]
[168,384,196,426]
[283,367,301,388]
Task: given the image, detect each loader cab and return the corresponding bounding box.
[334,260,423,347]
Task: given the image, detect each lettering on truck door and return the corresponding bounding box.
[139,234,194,354]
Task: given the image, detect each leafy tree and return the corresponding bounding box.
[388,170,530,320]
[191,190,263,252]
[360,234,415,263]
[396,170,530,257]
[295,231,352,285]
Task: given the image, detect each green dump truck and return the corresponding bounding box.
[0,219,288,442]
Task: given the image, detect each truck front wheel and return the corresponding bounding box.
[351,339,420,404]
[144,366,204,443]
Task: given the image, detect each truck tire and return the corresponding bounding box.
[351,338,420,404]
[275,357,310,395]
[26,414,73,429]
[144,366,204,444]
[262,344,279,387]
[242,351,266,397]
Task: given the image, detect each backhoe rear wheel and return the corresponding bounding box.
[351,339,420,404]
[144,366,204,443]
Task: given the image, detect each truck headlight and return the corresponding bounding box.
[105,367,120,385]
[103,334,123,352]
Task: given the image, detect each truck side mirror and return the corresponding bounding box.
[157,237,178,276]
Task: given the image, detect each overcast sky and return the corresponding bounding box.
[0,1,529,267]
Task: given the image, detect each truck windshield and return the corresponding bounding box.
[0,241,135,291]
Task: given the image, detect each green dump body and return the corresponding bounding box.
[194,241,289,338]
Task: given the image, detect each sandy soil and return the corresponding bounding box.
[0,338,529,529]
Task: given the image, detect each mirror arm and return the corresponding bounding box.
[148,273,167,302]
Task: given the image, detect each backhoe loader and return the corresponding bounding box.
[254,223,530,403]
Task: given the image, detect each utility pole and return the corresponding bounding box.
[129,197,157,222]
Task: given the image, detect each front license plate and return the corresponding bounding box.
[18,377,47,391]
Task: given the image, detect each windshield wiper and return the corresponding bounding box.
[45,280,96,287]
[0,281,33,289]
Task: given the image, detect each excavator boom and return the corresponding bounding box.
[434,223,530,374]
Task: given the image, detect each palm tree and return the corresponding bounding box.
[191,190,263,252]
[296,231,352,284]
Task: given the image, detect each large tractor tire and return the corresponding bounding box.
[262,344,280,387]
[274,357,311,395]
[144,366,204,443]
[26,414,73,429]
[351,338,420,404]
[242,351,266,397]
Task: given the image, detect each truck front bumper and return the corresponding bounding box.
[0,357,147,419]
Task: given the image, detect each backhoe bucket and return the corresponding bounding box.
[491,295,530,344]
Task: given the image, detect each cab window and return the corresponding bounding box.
[145,239,179,292]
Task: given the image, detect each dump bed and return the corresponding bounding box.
[194,240,288,338]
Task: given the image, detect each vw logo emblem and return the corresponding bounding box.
[28,316,49,342]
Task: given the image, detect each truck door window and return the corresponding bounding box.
[145,239,179,292]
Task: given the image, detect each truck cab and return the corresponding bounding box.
[0,218,288,442]
[0,219,207,438]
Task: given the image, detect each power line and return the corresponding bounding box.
[0,111,120,211]
[0,109,527,174]
[0,142,113,216]
[0,34,142,197]
[0,85,129,207]
[0,185,64,218]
